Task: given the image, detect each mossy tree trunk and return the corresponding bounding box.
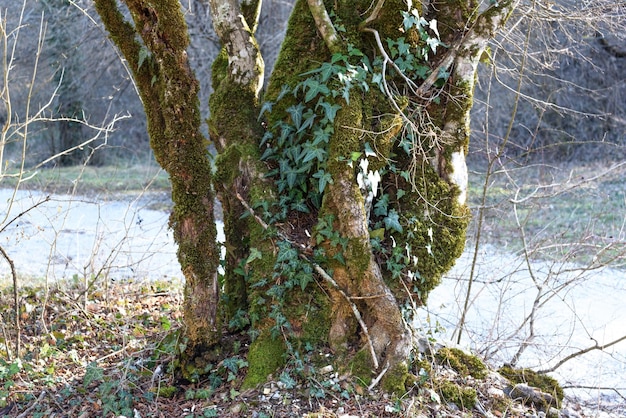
[248,0,518,390]
[94,0,221,368]
[95,0,517,391]
[206,0,269,328]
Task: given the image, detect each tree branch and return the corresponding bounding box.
[93,0,151,85]
[538,334,626,374]
[306,0,341,54]
[209,0,264,93]
[0,244,19,358]
[359,0,386,30]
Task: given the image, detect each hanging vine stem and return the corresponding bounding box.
[234,192,380,370]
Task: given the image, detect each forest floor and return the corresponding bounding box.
[1,279,623,418]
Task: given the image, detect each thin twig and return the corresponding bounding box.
[234,192,380,370]
[368,364,389,391]
[0,244,19,358]
[0,316,12,361]
[560,385,626,402]
[537,334,626,374]
[16,390,46,418]
[311,263,379,370]
[359,0,386,30]
[0,195,50,234]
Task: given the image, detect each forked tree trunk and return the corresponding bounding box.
[96,0,518,391]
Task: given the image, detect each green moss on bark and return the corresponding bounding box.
[381,361,409,394]
[439,380,477,409]
[347,349,374,385]
[242,331,286,389]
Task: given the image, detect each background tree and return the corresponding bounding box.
[0,0,151,168]
[46,0,86,166]
[94,0,517,390]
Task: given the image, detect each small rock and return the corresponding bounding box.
[263,387,271,395]
[508,383,558,408]
[319,365,334,374]
[229,403,243,414]
[488,387,506,398]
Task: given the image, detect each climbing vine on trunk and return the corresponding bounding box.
[94,0,518,391]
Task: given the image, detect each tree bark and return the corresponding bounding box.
[206,0,269,327]
[94,0,221,367]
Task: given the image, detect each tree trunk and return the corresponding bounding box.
[96,0,518,392]
[207,0,267,328]
[94,0,221,371]
[247,0,518,390]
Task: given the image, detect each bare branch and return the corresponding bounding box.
[538,334,626,374]
[0,245,19,358]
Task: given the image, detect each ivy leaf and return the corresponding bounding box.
[286,103,305,129]
[374,194,389,216]
[84,362,104,388]
[258,101,273,120]
[317,100,342,123]
[302,144,326,163]
[246,247,263,264]
[302,78,331,102]
[138,46,150,70]
[348,44,365,57]
[364,142,377,157]
[312,169,332,193]
[222,357,241,374]
[317,62,338,82]
[277,84,291,101]
[397,37,411,56]
[370,228,386,240]
[297,111,316,133]
[290,200,310,213]
[298,272,313,291]
[384,209,403,233]
[331,52,348,64]
[312,127,331,145]
[286,171,298,188]
[277,245,299,263]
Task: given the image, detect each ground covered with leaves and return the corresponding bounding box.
[0,279,622,418]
